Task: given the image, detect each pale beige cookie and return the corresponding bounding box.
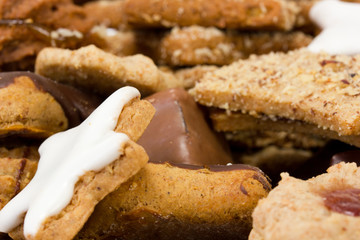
[76,162,271,240]
[250,162,360,240]
[174,65,218,89]
[123,0,299,31]
[157,26,313,66]
[8,97,155,240]
[190,48,360,136]
[35,45,182,96]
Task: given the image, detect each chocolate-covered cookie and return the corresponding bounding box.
[0,71,100,138]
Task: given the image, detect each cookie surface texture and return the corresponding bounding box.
[250,162,360,240]
[35,45,182,96]
[76,162,271,240]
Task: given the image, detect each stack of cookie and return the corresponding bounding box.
[1,0,360,240]
[113,0,324,177]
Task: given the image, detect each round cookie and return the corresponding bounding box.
[250,162,360,240]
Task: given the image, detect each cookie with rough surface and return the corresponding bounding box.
[123,0,299,30]
[250,162,360,240]
[190,48,360,136]
[35,45,182,96]
[156,26,313,66]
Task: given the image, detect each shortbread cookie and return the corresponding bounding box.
[210,110,360,147]
[138,88,233,166]
[76,162,271,240]
[123,0,299,31]
[0,87,155,240]
[250,162,360,240]
[0,72,100,138]
[190,48,360,136]
[156,26,313,66]
[35,45,182,96]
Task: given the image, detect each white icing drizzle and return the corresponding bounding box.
[0,86,140,238]
[307,0,360,55]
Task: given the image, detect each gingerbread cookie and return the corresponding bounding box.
[35,45,182,96]
[250,162,360,240]
[76,162,271,240]
[0,87,155,240]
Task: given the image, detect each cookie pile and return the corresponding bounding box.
[1,0,360,240]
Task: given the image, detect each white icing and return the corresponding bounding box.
[307,0,360,55]
[0,86,140,238]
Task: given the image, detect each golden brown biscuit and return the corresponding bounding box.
[190,48,360,136]
[123,0,299,31]
[35,45,182,96]
[8,92,155,240]
[0,157,38,211]
[156,26,313,66]
[76,162,271,240]
[0,72,100,138]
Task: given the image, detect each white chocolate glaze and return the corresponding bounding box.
[0,86,140,238]
[307,0,360,55]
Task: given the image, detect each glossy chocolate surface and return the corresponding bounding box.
[138,88,233,166]
[323,188,360,217]
[331,150,360,166]
[0,71,101,128]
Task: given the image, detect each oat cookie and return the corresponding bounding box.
[250,162,360,240]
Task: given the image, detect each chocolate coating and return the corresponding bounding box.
[138,88,233,166]
[0,71,101,128]
[323,188,360,217]
[331,150,360,166]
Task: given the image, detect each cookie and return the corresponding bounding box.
[209,110,360,147]
[155,26,313,66]
[0,0,126,71]
[174,65,218,89]
[190,48,360,137]
[123,0,299,31]
[0,87,155,240]
[0,72,100,139]
[35,45,182,96]
[76,162,271,240]
[0,157,38,211]
[138,88,233,166]
[250,162,360,240]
